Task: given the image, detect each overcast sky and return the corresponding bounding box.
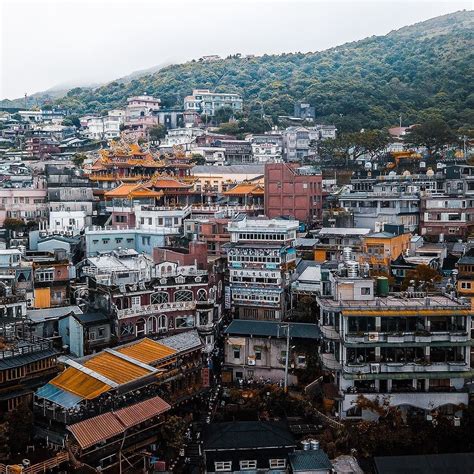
[1,0,471,99]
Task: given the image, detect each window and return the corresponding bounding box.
[151,292,169,304]
[174,290,193,302]
[269,459,286,469]
[197,288,207,301]
[233,348,241,359]
[214,461,232,472]
[131,296,141,307]
[240,460,257,470]
[297,355,306,365]
[461,282,471,289]
[255,348,262,360]
[361,287,371,295]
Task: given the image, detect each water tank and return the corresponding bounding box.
[343,247,353,262]
[301,440,310,451]
[346,261,359,278]
[310,440,320,450]
[377,276,389,296]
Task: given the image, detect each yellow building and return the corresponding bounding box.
[360,229,411,273]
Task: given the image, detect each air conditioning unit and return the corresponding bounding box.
[368,332,379,342]
[247,357,256,366]
[370,363,380,374]
[27,298,33,308]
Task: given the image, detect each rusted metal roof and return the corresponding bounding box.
[67,395,171,450]
[114,395,171,428]
[68,412,124,450]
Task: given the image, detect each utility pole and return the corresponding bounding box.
[399,114,402,128]
[283,323,290,393]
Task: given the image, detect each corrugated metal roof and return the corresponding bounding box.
[35,383,83,409]
[114,395,171,429]
[0,348,57,370]
[159,330,203,352]
[83,351,153,384]
[68,412,125,450]
[67,395,170,450]
[50,367,111,399]
[116,338,176,365]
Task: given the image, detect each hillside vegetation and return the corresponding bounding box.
[9,11,474,131]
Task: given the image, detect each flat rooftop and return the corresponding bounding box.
[318,294,470,311]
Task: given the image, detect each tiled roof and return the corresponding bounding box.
[203,421,296,450]
[223,183,264,195]
[68,395,171,450]
[159,330,203,352]
[104,183,162,198]
[0,348,57,370]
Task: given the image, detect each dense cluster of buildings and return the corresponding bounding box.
[0,93,472,472]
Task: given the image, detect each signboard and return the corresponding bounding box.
[202,367,211,388]
[225,286,231,309]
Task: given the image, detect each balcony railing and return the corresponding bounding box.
[320,325,340,340]
[115,301,196,319]
[344,331,469,344]
[343,361,469,375]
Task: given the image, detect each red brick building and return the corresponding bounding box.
[264,163,323,224]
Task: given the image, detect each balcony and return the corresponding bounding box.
[320,353,342,371]
[343,361,470,375]
[342,391,469,412]
[115,301,196,319]
[320,325,340,340]
[344,331,469,345]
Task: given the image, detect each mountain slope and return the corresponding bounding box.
[52,10,474,130]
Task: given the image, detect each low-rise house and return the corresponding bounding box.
[184,89,243,116]
[289,448,333,474]
[203,421,296,473]
[223,320,320,384]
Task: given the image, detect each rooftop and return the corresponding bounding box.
[315,227,371,237]
[225,320,321,339]
[203,421,296,451]
[192,164,264,175]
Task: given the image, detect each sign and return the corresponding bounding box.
[225,286,231,309]
[202,367,211,388]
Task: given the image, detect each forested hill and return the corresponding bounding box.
[49,11,474,130]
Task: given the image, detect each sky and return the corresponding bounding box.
[0,0,472,99]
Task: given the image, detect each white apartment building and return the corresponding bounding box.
[84,110,125,140]
[184,89,243,116]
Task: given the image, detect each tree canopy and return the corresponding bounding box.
[34,11,473,131]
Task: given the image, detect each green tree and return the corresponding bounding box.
[72,153,87,168]
[218,121,240,135]
[62,115,81,128]
[214,106,234,124]
[404,119,457,156]
[401,264,441,290]
[148,124,166,141]
[190,153,206,165]
[3,218,24,231]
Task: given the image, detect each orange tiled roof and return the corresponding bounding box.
[146,176,193,189]
[104,183,163,199]
[223,183,264,196]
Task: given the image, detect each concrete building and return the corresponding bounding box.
[265,163,323,224]
[223,320,320,384]
[228,217,298,320]
[317,262,472,420]
[249,134,283,163]
[83,110,124,140]
[184,89,243,116]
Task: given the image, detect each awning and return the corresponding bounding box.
[68,395,171,450]
[68,412,125,450]
[227,337,246,346]
[36,383,83,409]
[114,395,171,429]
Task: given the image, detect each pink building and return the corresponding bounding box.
[264,162,323,225]
[0,178,48,226]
